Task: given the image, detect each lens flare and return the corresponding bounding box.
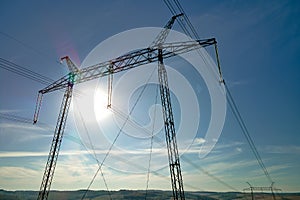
[94,88,112,121]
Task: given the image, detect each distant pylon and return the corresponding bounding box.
[243,182,282,200]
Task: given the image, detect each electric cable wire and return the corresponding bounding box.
[0,57,54,85]
[163,0,242,192]
[181,156,239,191]
[0,72,240,192]
[173,0,201,39]
[0,110,112,199]
[0,112,34,124]
[0,57,82,97]
[0,31,62,66]
[108,92,240,192]
[0,37,240,197]
[0,111,109,167]
[101,113,209,192]
[163,0,194,40]
[0,57,195,193]
[0,105,238,192]
[145,84,159,200]
[102,88,240,192]
[109,100,242,192]
[164,0,200,40]
[73,98,112,200]
[224,81,273,184]
[81,66,157,200]
[163,0,218,86]
[164,0,274,186]
[0,4,268,194]
[0,112,85,148]
[109,106,162,140]
[0,44,202,194]
[166,0,217,80]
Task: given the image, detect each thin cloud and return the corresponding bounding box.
[0,121,50,132]
[227,79,250,87]
[0,109,23,113]
[264,145,300,154]
[0,148,167,158]
[0,166,39,179]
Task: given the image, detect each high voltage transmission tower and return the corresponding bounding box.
[33,14,220,200]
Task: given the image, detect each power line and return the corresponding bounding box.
[163,0,194,40]
[0,57,54,85]
[1,5,266,192]
[0,31,62,66]
[106,91,240,192]
[0,112,81,144]
[74,99,112,200]
[145,84,159,199]
[163,0,243,192]
[163,0,219,84]
[224,81,273,183]
[0,57,203,192]
[181,156,239,191]
[0,105,238,192]
[0,112,203,192]
[102,86,240,192]
[110,103,241,192]
[0,57,82,97]
[173,0,200,39]
[81,66,157,199]
[163,0,274,187]
[163,0,200,40]
[0,112,33,124]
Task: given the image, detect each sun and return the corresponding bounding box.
[94,89,112,121]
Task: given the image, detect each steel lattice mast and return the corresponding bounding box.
[33,14,217,200]
[35,56,77,200]
[158,48,185,199]
[36,84,73,200]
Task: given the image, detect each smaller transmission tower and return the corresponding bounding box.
[243,182,282,200]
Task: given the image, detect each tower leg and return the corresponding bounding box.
[37,85,73,200]
[158,49,185,200]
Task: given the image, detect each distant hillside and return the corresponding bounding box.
[0,189,299,200]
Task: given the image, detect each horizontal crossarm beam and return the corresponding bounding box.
[39,38,216,94]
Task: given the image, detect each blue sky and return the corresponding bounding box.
[0,0,299,193]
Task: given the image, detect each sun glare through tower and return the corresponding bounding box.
[94,88,112,121]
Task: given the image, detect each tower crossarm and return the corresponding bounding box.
[39,39,216,95]
[39,74,70,94]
